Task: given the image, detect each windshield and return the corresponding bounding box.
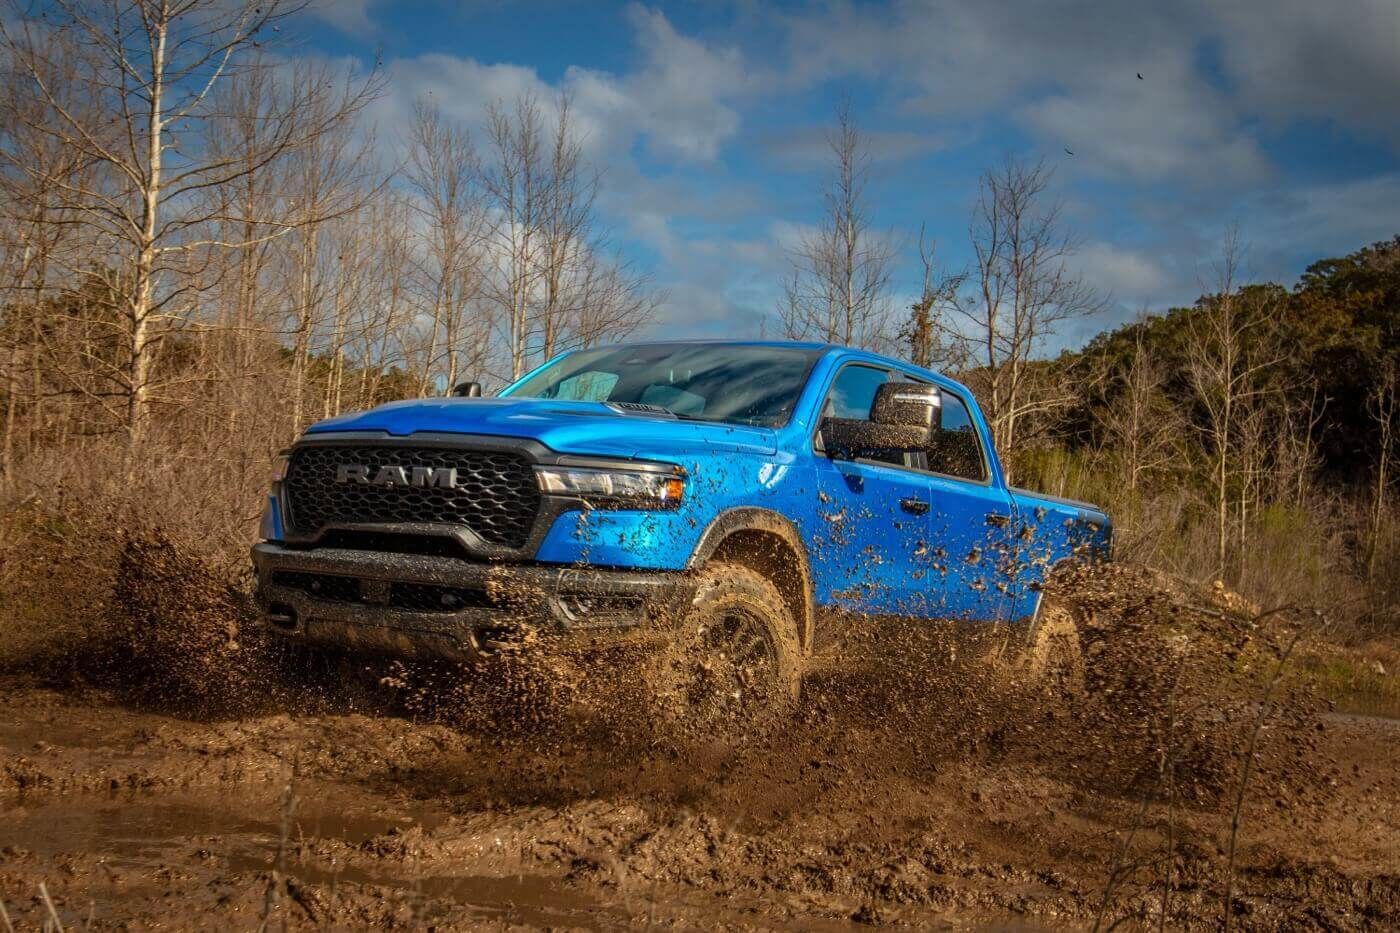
[500,344,822,427]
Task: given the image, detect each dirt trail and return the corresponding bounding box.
[2,562,1399,929]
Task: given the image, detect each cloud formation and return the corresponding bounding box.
[314,0,1400,344]
[781,0,1399,184]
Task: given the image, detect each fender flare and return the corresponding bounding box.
[686,507,816,652]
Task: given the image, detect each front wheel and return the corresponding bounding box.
[649,561,802,739]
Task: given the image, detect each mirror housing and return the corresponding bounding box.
[820,382,940,458]
[450,380,483,398]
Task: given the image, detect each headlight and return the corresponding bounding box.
[270,453,290,484]
[535,465,684,509]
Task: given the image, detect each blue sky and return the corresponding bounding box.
[297,0,1400,349]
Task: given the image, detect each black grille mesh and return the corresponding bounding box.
[283,445,540,548]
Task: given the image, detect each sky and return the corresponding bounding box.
[295,0,1400,350]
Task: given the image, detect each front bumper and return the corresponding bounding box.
[251,542,689,662]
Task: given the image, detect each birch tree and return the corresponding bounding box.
[479,93,653,378]
[0,0,377,453]
[404,100,487,394]
[481,94,546,379]
[1095,316,1182,497]
[1183,235,1281,581]
[1367,361,1397,583]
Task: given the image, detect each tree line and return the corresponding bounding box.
[0,0,656,472]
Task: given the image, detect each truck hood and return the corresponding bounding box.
[302,397,778,460]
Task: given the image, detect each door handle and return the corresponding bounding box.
[900,497,930,515]
[985,512,1011,527]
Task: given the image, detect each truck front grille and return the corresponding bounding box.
[283,444,540,548]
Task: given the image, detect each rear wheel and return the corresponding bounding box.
[1020,595,1086,695]
[650,562,802,738]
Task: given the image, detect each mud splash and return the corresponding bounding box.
[2,542,1398,929]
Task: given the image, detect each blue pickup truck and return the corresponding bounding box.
[253,341,1110,718]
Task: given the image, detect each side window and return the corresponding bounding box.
[824,365,889,419]
[819,365,908,468]
[927,392,987,481]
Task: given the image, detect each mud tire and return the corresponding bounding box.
[649,561,802,739]
[1020,595,1086,696]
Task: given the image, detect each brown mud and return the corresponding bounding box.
[2,544,1398,929]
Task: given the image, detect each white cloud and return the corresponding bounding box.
[1069,242,1171,305]
[777,0,1399,184]
[1019,65,1268,183]
[613,5,750,162]
[1213,0,1400,144]
[307,0,376,37]
[762,125,947,169]
[371,6,750,165]
[1242,173,1400,274]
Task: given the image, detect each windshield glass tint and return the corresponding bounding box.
[501,344,822,427]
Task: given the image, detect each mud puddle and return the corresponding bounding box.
[3,785,624,928]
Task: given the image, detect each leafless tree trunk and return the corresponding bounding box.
[479,93,653,379]
[1272,382,1325,509]
[780,101,894,351]
[0,33,93,484]
[481,94,546,379]
[1,0,379,455]
[1367,361,1397,583]
[953,157,1103,478]
[1096,315,1182,497]
[900,227,965,370]
[275,62,380,433]
[1183,233,1281,582]
[536,96,593,361]
[405,100,487,394]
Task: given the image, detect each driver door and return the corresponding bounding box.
[808,365,936,618]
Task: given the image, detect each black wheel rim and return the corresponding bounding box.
[685,604,779,717]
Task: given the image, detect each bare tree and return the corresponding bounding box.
[953,157,1103,468]
[1271,381,1325,510]
[0,0,378,454]
[567,252,656,352]
[0,29,98,482]
[535,95,595,361]
[404,99,487,394]
[780,101,894,351]
[1183,233,1282,582]
[276,62,381,434]
[480,92,653,378]
[481,93,546,379]
[1096,316,1183,497]
[900,226,965,370]
[1366,360,1397,583]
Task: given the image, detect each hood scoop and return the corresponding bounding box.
[606,402,677,418]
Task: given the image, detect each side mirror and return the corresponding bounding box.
[450,380,483,398]
[871,381,941,430]
[820,382,940,459]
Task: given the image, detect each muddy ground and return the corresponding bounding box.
[1,556,1398,930]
